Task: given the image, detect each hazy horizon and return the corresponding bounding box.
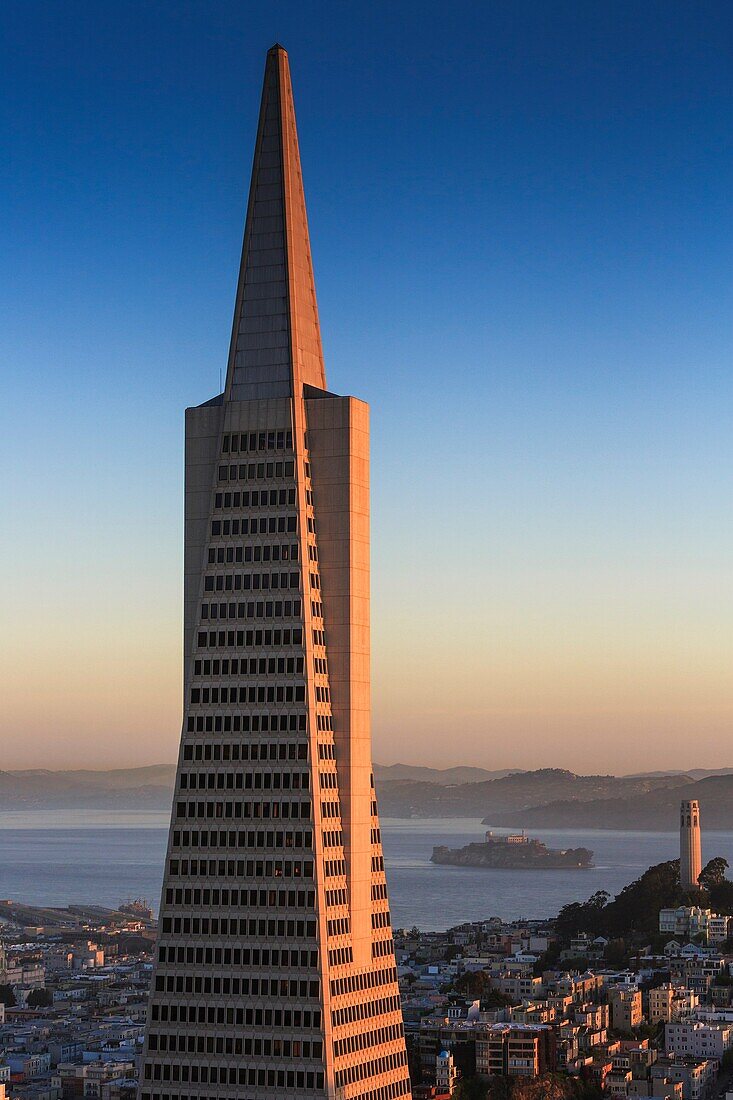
[2,3,731,775]
[3,756,733,779]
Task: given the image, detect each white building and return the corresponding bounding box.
[665,1020,733,1061]
[436,1050,458,1096]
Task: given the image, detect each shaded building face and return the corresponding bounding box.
[139,45,410,1100]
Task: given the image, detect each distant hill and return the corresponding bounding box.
[485,773,733,830]
[624,768,733,781]
[0,766,176,810]
[2,764,732,829]
[375,767,691,820]
[372,763,520,785]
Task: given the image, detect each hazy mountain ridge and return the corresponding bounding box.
[1,764,732,828]
[375,768,692,820]
[483,773,733,830]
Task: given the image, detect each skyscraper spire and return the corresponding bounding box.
[225,45,326,402]
[140,44,411,1100]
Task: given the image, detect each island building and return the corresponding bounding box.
[680,800,702,891]
[138,44,410,1100]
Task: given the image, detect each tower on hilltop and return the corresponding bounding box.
[680,799,702,891]
[139,45,410,1100]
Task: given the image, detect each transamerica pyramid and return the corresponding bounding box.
[139,44,411,1100]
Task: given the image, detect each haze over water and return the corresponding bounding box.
[3,812,733,930]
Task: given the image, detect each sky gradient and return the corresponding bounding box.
[2,1,731,773]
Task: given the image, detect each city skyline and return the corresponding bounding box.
[2,2,732,775]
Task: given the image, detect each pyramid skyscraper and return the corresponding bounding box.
[139,45,411,1100]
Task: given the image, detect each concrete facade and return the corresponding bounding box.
[680,801,702,892]
[139,45,410,1100]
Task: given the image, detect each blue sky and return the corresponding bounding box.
[1,1,731,771]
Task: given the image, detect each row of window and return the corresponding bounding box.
[144,1064,324,1093]
[163,886,315,910]
[322,829,343,848]
[327,916,350,937]
[159,918,316,953]
[190,684,306,705]
[185,714,307,735]
[321,801,341,819]
[347,1078,411,1100]
[151,1002,321,1030]
[211,516,297,541]
[328,946,353,967]
[335,1050,408,1090]
[148,1029,319,1064]
[153,974,319,1000]
[142,1081,409,1100]
[208,543,299,567]
[201,596,300,624]
[159,936,318,970]
[148,1033,322,1060]
[214,489,296,510]
[209,526,298,557]
[180,771,309,791]
[168,857,313,880]
[316,714,333,730]
[334,1021,404,1060]
[373,937,395,958]
[193,656,305,678]
[222,430,292,453]
[190,678,304,705]
[171,828,312,851]
[175,800,310,821]
[203,573,300,598]
[182,740,307,762]
[331,964,398,999]
[193,657,303,680]
[205,550,297,585]
[218,460,295,481]
[331,993,402,1029]
[197,605,302,643]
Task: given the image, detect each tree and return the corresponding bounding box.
[709,878,733,915]
[604,939,628,967]
[699,856,729,891]
[0,985,16,1006]
[453,971,493,998]
[456,1079,490,1100]
[554,892,609,940]
[26,987,53,1008]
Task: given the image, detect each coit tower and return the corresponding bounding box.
[680,799,702,890]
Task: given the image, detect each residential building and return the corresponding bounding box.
[609,987,643,1032]
[651,1056,717,1100]
[434,1051,458,1096]
[475,1024,556,1078]
[649,986,698,1025]
[665,1019,733,1060]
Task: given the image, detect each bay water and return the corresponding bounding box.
[1,812,732,931]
